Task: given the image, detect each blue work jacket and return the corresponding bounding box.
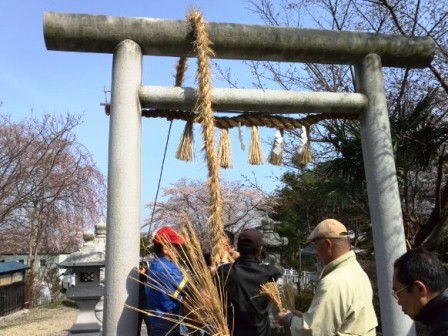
[146,255,187,336]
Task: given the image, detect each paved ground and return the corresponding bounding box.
[0,302,78,336]
[0,302,150,336]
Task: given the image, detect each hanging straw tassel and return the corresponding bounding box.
[173,56,192,162]
[176,120,195,162]
[249,125,264,165]
[293,125,312,165]
[218,128,233,168]
[302,140,312,163]
[268,129,284,166]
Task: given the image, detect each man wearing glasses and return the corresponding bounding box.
[393,249,448,335]
[278,218,378,335]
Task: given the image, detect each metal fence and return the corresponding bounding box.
[278,268,320,292]
[0,282,26,317]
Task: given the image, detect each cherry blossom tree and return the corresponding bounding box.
[0,113,106,306]
[144,178,272,249]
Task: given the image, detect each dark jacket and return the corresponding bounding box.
[217,255,282,336]
[414,289,448,336]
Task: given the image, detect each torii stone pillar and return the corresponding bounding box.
[104,39,142,335]
[356,54,415,335]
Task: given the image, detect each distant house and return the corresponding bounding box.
[0,247,79,306]
[0,253,71,277]
[0,261,30,317]
[0,240,78,278]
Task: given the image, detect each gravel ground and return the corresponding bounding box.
[0,301,78,336]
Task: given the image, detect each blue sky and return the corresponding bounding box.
[0,0,288,225]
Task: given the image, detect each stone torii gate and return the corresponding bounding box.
[43,12,434,336]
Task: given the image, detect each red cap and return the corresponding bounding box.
[153,227,185,245]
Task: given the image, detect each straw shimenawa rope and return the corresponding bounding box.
[174,56,188,88]
[138,106,358,166]
[141,109,358,130]
[187,10,225,261]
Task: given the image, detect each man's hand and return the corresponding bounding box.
[291,309,303,317]
[278,309,293,327]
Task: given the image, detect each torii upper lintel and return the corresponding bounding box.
[43,12,434,68]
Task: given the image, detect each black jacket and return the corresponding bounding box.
[217,255,282,336]
[414,289,448,336]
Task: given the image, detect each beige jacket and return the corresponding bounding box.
[290,251,377,335]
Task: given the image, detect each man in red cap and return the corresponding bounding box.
[218,228,282,336]
[278,219,377,335]
[145,226,187,336]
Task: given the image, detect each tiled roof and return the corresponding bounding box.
[0,261,30,274]
[0,232,81,255]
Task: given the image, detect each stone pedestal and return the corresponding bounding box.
[64,266,104,335]
[68,298,102,335]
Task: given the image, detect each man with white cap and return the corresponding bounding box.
[278,218,378,335]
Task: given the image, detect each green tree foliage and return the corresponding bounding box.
[242,0,448,256]
[272,161,374,267]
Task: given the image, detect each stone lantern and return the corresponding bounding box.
[260,217,288,267]
[58,223,106,335]
[259,216,289,334]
